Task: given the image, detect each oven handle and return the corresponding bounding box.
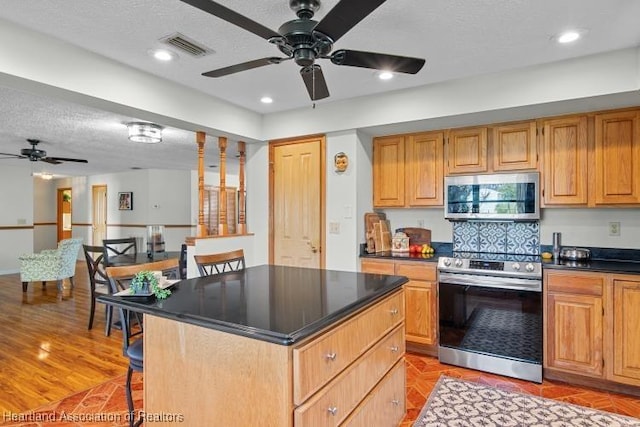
[438,272,541,292]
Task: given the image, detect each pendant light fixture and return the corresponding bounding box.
[127,122,164,144]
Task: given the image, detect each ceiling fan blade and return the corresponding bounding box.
[300,65,330,101]
[44,157,88,164]
[179,0,280,40]
[314,0,387,42]
[330,49,425,74]
[0,153,25,159]
[203,57,289,77]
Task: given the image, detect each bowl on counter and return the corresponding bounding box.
[559,247,591,261]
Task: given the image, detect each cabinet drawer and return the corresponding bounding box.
[395,262,436,281]
[361,260,395,275]
[341,358,406,427]
[293,290,404,405]
[545,271,605,296]
[294,325,405,427]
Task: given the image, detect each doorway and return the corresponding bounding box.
[269,135,325,268]
[92,185,107,245]
[57,188,72,242]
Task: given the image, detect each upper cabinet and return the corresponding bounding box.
[373,135,405,207]
[446,127,488,174]
[594,110,640,205]
[446,122,538,175]
[542,115,589,206]
[373,132,444,208]
[492,121,538,171]
[406,132,444,207]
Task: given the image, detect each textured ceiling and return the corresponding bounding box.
[0,0,639,176]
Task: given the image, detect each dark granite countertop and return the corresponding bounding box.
[97,264,407,346]
[542,259,640,274]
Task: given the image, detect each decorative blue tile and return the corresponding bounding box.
[453,222,479,252]
[478,222,507,253]
[506,222,540,255]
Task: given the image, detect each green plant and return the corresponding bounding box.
[130,270,172,299]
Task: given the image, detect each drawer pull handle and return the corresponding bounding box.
[392,399,400,406]
[325,352,337,361]
[390,308,399,315]
[390,345,399,352]
[327,407,338,416]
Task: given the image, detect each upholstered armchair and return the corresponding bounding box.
[19,238,83,292]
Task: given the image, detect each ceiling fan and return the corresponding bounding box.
[180,0,426,100]
[0,139,88,164]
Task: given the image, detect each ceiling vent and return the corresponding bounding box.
[160,33,214,58]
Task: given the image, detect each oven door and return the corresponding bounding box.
[438,272,542,381]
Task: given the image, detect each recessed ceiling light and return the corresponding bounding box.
[261,96,273,104]
[556,30,581,44]
[148,49,178,61]
[378,71,394,80]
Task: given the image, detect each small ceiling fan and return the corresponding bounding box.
[180,0,426,100]
[0,139,88,164]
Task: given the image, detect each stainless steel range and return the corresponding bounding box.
[437,252,543,383]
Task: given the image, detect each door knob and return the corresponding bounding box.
[307,241,319,253]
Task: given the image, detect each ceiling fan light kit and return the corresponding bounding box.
[180,0,426,101]
[127,122,164,143]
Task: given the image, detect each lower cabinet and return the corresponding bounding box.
[361,259,437,353]
[544,270,640,389]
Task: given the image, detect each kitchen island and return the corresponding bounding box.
[99,265,408,427]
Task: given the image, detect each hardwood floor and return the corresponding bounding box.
[0,263,125,414]
[1,262,639,424]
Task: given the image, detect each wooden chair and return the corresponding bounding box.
[82,244,113,334]
[102,237,137,266]
[194,249,246,277]
[106,258,180,427]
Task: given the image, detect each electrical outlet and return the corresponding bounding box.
[329,222,340,234]
[609,222,620,236]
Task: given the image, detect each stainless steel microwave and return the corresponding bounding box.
[444,172,540,221]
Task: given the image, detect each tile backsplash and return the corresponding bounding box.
[452,221,540,255]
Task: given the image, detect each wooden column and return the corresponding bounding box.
[196,131,207,237]
[218,136,228,235]
[237,141,246,234]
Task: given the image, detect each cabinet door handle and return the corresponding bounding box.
[327,406,338,416]
[390,345,399,352]
[389,308,399,315]
[391,399,400,406]
[325,352,337,361]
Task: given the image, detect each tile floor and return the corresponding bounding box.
[2,352,639,426]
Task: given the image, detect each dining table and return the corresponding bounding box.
[102,251,180,267]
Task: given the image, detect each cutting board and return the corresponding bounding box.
[364,212,386,253]
[396,227,432,246]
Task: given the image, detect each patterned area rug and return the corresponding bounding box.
[413,376,640,426]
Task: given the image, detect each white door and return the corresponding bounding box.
[92,185,107,245]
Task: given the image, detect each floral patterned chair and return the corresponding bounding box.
[19,238,83,292]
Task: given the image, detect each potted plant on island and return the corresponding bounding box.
[130,270,172,299]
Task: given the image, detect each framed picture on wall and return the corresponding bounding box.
[118,192,133,210]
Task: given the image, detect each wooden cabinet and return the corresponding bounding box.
[541,115,589,205]
[544,270,604,377]
[594,110,640,205]
[406,132,444,206]
[373,132,444,208]
[609,275,640,386]
[446,126,488,174]
[492,121,538,171]
[545,270,640,391]
[361,259,437,353]
[372,135,405,207]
